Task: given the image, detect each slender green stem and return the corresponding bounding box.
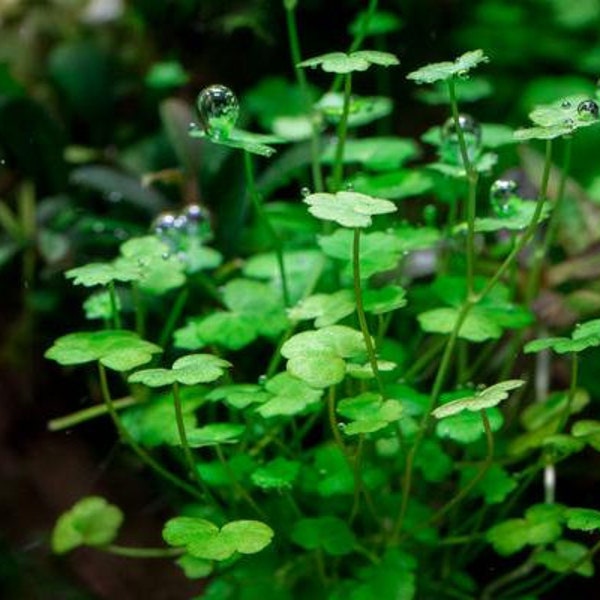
[327,386,362,522]
[97,362,204,501]
[132,282,145,337]
[392,300,473,541]
[330,0,378,93]
[557,352,579,433]
[172,382,216,504]
[331,73,353,192]
[158,287,189,349]
[243,150,290,305]
[100,544,183,559]
[353,228,384,395]
[107,281,122,329]
[447,76,478,296]
[427,410,494,527]
[284,2,324,192]
[477,139,553,302]
[214,444,267,520]
[48,396,137,431]
[526,135,573,303]
[402,337,447,382]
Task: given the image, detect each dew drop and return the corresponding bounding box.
[300,186,311,198]
[577,99,599,121]
[188,121,200,133]
[196,84,239,140]
[162,252,170,260]
[345,182,354,192]
[337,422,347,430]
[441,113,482,165]
[173,214,188,231]
[561,100,572,109]
[184,204,205,223]
[489,178,518,217]
[258,374,267,385]
[152,212,177,235]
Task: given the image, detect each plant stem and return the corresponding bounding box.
[243,150,290,306]
[48,396,137,431]
[427,410,494,526]
[353,228,384,395]
[284,1,324,192]
[132,282,145,337]
[447,76,479,296]
[100,544,183,559]
[172,382,216,503]
[107,281,122,329]
[97,362,204,501]
[158,287,189,349]
[526,135,573,303]
[331,73,353,192]
[214,444,267,520]
[392,299,473,541]
[477,138,553,302]
[327,386,362,522]
[480,554,538,600]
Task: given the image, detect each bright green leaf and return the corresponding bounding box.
[291,517,356,555]
[52,496,123,554]
[304,191,396,228]
[407,50,489,84]
[299,50,398,74]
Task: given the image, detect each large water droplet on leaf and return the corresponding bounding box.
[440,113,482,166]
[196,84,239,140]
[489,178,518,217]
[577,99,599,121]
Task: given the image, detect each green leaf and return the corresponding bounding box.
[282,325,366,360]
[121,390,202,447]
[145,60,189,89]
[185,423,246,448]
[291,517,356,555]
[436,407,504,443]
[298,50,399,74]
[337,392,402,435]
[189,125,278,157]
[459,464,517,504]
[174,313,257,351]
[525,320,600,354]
[287,350,346,388]
[413,439,453,483]
[348,170,434,200]
[176,554,213,579]
[304,191,396,228]
[256,372,322,417]
[565,507,600,532]
[66,262,140,287]
[251,458,300,490]
[316,94,393,128]
[197,455,256,488]
[349,10,403,37]
[535,540,594,577]
[128,354,231,387]
[320,138,419,171]
[52,496,123,554]
[45,330,162,371]
[206,384,270,410]
[363,286,407,314]
[319,229,403,279]
[407,50,489,84]
[433,380,524,418]
[288,290,355,327]
[163,517,273,561]
[572,419,600,451]
[418,307,502,342]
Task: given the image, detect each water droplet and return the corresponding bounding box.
[345,182,354,192]
[173,215,188,231]
[162,252,170,260]
[441,113,482,165]
[577,99,599,121]
[258,374,267,385]
[196,84,239,140]
[188,121,200,132]
[490,178,518,217]
[561,100,572,109]
[563,117,575,128]
[184,204,205,223]
[300,187,311,198]
[152,212,177,235]
[92,222,105,233]
[337,422,347,430]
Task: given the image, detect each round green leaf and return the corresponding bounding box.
[304,191,396,228]
[291,517,356,555]
[407,50,489,84]
[52,496,123,554]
